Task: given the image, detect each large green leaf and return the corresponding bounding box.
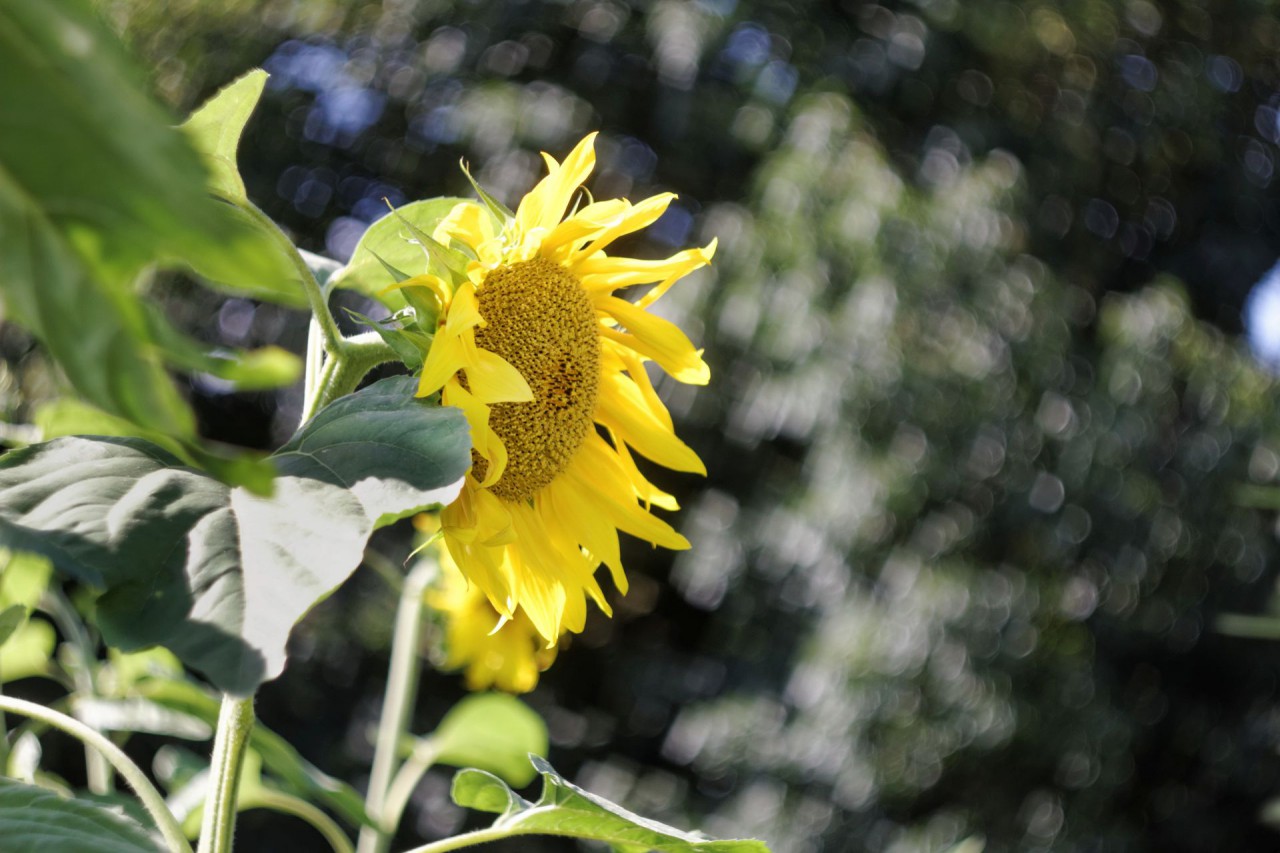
[0,0,292,289]
[451,757,771,852]
[0,378,469,693]
[178,69,309,308]
[181,70,267,202]
[276,376,471,526]
[430,693,549,787]
[0,169,199,441]
[0,0,300,482]
[329,198,472,309]
[0,778,161,853]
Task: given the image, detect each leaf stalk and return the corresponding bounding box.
[356,558,436,853]
[0,695,192,853]
[196,695,256,853]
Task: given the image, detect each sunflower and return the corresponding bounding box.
[410,132,714,645]
[427,543,558,693]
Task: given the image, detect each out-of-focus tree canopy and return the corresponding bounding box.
[7,0,1280,850]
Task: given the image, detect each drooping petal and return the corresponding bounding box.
[504,503,572,641]
[459,337,534,404]
[542,475,626,593]
[417,333,468,398]
[608,427,680,512]
[442,484,516,617]
[563,434,692,551]
[444,282,484,333]
[596,369,705,474]
[612,344,675,431]
[598,318,710,385]
[575,241,715,295]
[634,238,716,309]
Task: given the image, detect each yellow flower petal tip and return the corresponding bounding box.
[418,132,712,647]
[429,546,558,694]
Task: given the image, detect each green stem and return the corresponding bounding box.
[41,588,110,794]
[380,738,437,840]
[356,560,436,853]
[244,790,354,853]
[0,678,9,773]
[396,825,533,853]
[232,198,400,424]
[197,696,256,853]
[234,199,344,353]
[304,333,400,422]
[0,695,191,853]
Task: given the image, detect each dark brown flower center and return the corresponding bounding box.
[469,257,601,502]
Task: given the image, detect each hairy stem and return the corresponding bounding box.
[245,789,354,853]
[196,696,256,853]
[356,559,436,853]
[0,695,191,853]
[40,588,110,794]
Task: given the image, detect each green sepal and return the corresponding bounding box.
[344,308,429,371]
[460,158,515,220]
[328,197,469,309]
[369,249,441,331]
[390,206,470,280]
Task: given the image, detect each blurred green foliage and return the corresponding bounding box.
[7,0,1280,850]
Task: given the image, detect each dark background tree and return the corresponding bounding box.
[9,0,1280,850]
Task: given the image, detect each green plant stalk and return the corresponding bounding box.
[231,197,398,424]
[303,332,401,422]
[397,824,538,853]
[243,789,354,853]
[41,588,111,794]
[197,695,255,853]
[356,559,436,853]
[0,695,192,853]
[0,676,8,769]
[380,737,438,839]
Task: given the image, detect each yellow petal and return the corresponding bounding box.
[564,434,691,551]
[597,307,710,385]
[460,338,534,404]
[635,238,716,309]
[380,272,452,308]
[442,487,515,617]
[417,333,467,398]
[608,428,679,512]
[434,200,496,249]
[575,241,714,295]
[442,382,508,487]
[504,505,570,641]
[540,198,630,257]
[612,344,674,431]
[597,370,705,474]
[515,133,598,238]
[542,476,626,594]
[569,192,676,261]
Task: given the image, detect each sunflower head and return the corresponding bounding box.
[405,132,715,650]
